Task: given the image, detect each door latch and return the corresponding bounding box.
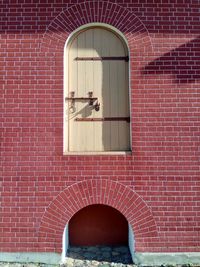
[66,91,100,113]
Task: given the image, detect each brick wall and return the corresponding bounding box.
[1,0,200,254]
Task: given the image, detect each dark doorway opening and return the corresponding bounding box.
[69,204,128,246]
[67,204,132,264]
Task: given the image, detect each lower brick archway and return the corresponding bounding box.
[38,179,158,254]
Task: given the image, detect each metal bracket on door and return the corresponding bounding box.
[75,117,130,122]
[65,91,100,112]
[75,56,129,62]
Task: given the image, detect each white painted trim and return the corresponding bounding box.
[128,223,135,262]
[61,224,69,262]
[63,23,132,154]
[63,151,132,156]
[133,252,200,266]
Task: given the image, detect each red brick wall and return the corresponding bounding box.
[1,0,200,254]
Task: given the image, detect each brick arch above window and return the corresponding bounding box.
[38,179,158,253]
[40,1,153,53]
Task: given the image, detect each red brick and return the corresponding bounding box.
[1,0,200,255]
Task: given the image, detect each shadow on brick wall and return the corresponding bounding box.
[142,36,200,83]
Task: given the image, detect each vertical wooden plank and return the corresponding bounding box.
[125,61,131,150]
[118,61,130,150]
[101,29,111,151]
[84,29,94,151]
[68,38,78,151]
[109,34,120,150]
[117,41,130,150]
[75,31,87,151]
[93,28,103,151]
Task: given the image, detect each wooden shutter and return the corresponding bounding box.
[67,27,130,152]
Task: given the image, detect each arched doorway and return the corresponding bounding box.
[64,25,131,153]
[62,204,134,264]
[39,179,158,262]
[69,204,128,246]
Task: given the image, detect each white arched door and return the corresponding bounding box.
[66,27,130,152]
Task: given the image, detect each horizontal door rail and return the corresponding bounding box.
[65,97,98,101]
[75,56,129,62]
[75,117,130,122]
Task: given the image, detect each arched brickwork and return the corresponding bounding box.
[38,179,158,253]
[37,2,156,254]
[41,1,153,53]
[38,2,154,160]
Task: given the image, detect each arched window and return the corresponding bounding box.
[64,25,130,153]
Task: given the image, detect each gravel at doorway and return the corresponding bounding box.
[65,245,133,264]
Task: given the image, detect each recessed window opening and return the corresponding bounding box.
[64,25,131,153]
